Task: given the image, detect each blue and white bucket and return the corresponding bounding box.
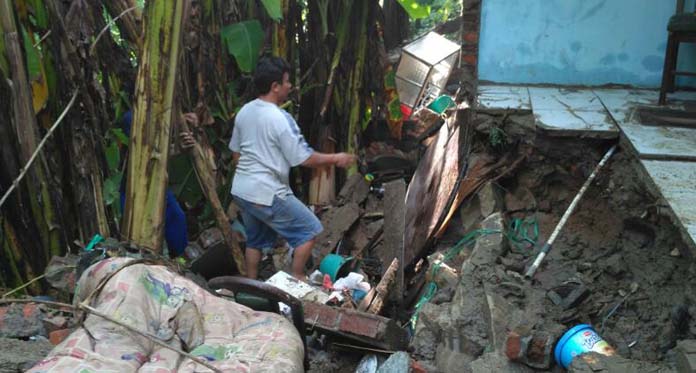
[554,324,615,369]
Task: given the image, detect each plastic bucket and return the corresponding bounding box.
[427,95,454,114]
[554,324,615,368]
[319,254,354,281]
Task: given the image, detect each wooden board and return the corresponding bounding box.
[403,111,463,266]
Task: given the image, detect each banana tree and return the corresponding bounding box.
[121,0,185,252]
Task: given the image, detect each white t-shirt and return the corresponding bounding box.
[229,99,313,206]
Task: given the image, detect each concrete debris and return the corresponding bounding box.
[676,339,696,373]
[0,304,46,339]
[375,351,410,373]
[568,352,672,373]
[355,354,378,373]
[0,337,53,372]
[315,202,361,262]
[337,173,371,206]
[470,352,535,373]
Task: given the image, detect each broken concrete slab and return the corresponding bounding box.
[376,351,410,373]
[641,160,696,251]
[337,173,370,206]
[302,301,408,351]
[529,87,604,112]
[382,180,406,300]
[470,212,508,267]
[315,202,361,262]
[534,109,619,138]
[621,124,696,161]
[477,85,532,111]
[593,89,658,124]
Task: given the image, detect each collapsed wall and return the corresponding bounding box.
[410,109,696,372]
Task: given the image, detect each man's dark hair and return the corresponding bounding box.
[253,56,291,95]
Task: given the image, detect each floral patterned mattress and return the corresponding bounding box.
[29,257,304,372]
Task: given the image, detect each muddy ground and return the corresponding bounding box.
[497,137,696,364]
[408,108,696,371]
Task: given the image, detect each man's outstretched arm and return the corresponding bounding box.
[301,152,356,168]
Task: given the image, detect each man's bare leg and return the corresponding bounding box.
[291,238,315,280]
[245,247,262,280]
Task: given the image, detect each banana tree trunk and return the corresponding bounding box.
[1,0,62,268]
[180,117,246,275]
[121,0,185,252]
[345,0,370,176]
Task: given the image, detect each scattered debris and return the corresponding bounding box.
[302,301,408,351]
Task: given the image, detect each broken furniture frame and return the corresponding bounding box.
[207,276,308,369]
[395,32,460,118]
[659,0,696,105]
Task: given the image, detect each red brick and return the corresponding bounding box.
[49,329,72,345]
[462,54,478,66]
[23,303,39,318]
[411,360,427,373]
[505,331,523,360]
[338,313,382,338]
[304,302,340,328]
[463,32,479,44]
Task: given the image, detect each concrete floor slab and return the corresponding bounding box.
[593,89,659,124]
[641,160,696,249]
[477,85,531,110]
[533,109,618,138]
[529,87,604,111]
[620,124,696,161]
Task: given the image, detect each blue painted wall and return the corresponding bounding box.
[479,0,696,87]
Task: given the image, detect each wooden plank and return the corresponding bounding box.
[382,179,405,302]
[358,258,399,314]
[403,111,463,267]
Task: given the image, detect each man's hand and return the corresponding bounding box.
[333,153,357,168]
[180,112,199,150]
[180,131,196,150]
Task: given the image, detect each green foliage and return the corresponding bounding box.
[20,26,40,79]
[396,0,431,20]
[0,30,8,78]
[103,128,126,216]
[408,0,462,37]
[221,20,264,73]
[489,126,508,148]
[26,0,48,29]
[260,0,283,21]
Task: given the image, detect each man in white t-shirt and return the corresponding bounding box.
[228,57,355,280]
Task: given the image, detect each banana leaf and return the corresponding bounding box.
[221,19,263,73]
[396,0,431,19]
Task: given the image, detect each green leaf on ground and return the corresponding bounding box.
[260,0,283,21]
[396,0,431,19]
[221,20,264,73]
